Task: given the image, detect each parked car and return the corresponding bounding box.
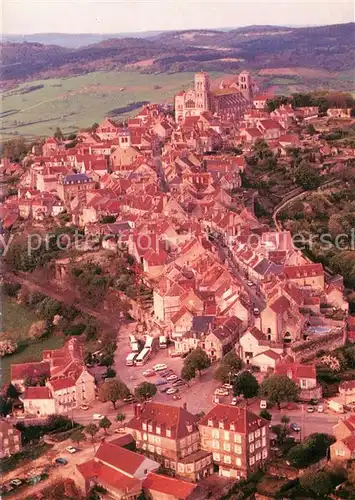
[173,394,181,400]
[231,397,238,406]
[246,281,255,287]
[260,400,267,409]
[317,405,324,413]
[159,386,170,393]
[307,406,315,413]
[153,364,168,372]
[93,413,105,420]
[123,395,135,403]
[253,308,260,316]
[155,379,168,386]
[114,428,126,434]
[167,374,178,382]
[55,458,68,466]
[65,446,77,454]
[215,388,229,396]
[290,423,301,432]
[143,369,155,377]
[166,388,178,395]
[170,351,182,358]
[10,479,23,487]
[172,379,185,387]
[160,370,174,377]
[222,383,233,390]
[80,404,89,411]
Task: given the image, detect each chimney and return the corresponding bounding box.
[134,403,144,418]
[183,402,187,411]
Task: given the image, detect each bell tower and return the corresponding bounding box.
[238,71,253,102]
[194,71,210,113]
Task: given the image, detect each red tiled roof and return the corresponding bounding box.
[11,362,50,382]
[126,402,199,440]
[270,296,290,314]
[284,264,324,279]
[343,435,355,452]
[254,349,280,361]
[275,362,316,380]
[23,386,52,400]
[77,459,141,494]
[199,404,268,434]
[143,473,197,499]
[49,377,76,391]
[95,441,145,475]
[340,380,355,391]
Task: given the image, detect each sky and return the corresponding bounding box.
[2,0,354,34]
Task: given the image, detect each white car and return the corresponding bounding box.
[317,405,324,413]
[253,308,260,316]
[247,281,255,287]
[166,374,178,382]
[80,404,89,411]
[166,388,178,395]
[65,446,77,454]
[153,363,168,372]
[231,397,238,406]
[215,388,229,396]
[222,383,233,390]
[93,413,105,420]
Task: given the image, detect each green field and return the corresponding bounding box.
[0,70,223,139]
[2,298,65,384]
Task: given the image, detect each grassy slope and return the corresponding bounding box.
[2,297,64,384]
[1,70,222,139]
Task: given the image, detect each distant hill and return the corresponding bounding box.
[0,30,170,48]
[1,23,354,85]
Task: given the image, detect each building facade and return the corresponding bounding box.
[0,422,22,458]
[126,402,213,481]
[198,404,270,479]
[175,72,253,123]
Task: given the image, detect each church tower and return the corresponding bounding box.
[238,71,253,102]
[194,71,210,112]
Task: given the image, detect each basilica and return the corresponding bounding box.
[175,71,255,122]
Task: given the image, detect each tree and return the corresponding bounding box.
[259,409,271,421]
[295,162,321,190]
[99,416,112,435]
[116,413,126,425]
[134,382,157,402]
[233,371,259,404]
[54,127,63,141]
[104,367,116,379]
[71,429,86,448]
[300,471,333,497]
[6,383,21,401]
[214,351,242,383]
[28,319,47,340]
[271,424,291,445]
[92,122,99,133]
[183,347,211,378]
[0,339,18,357]
[181,362,196,382]
[85,423,99,443]
[260,374,299,409]
[98,379,130,409]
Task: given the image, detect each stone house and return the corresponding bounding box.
[126,402,213,482]
[198,404,270,480]
[0,421,22,458]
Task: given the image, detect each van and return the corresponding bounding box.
[260,400,267,409]
[93,413,105,420]
[327,399,344,413]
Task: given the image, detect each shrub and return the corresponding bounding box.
[28,319,47,339]
[63,323,86,336]
[0,339,18,357]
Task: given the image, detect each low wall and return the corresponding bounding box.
[291,329,345,362]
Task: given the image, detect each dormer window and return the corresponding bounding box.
[166,429,171,438]
[148,424,153,432]
[187,424,193,433]
[287,371,292,379]
[219,421,224,429]
[156,426,161,435]
[208,419,213,427]
[142,422,147,431]
[230,423,235,431]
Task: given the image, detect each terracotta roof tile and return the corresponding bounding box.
[143,473,197,499]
